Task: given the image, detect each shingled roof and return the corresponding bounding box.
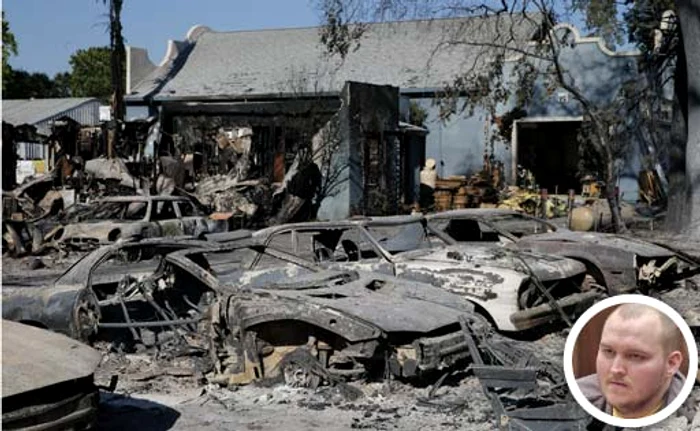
[127,14,543,102]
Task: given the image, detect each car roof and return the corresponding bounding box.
[427,208,521,219]
[254,215,425,237]
[55,237,216,285]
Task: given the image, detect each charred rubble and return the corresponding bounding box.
[2,126,325,257]
[1,237,607,430]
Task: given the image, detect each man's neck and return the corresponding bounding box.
[612,397,665,419]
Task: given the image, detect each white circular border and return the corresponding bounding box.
[563,294,698,428]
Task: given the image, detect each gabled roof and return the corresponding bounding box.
[127,14,543,102]
[2,98,100,127]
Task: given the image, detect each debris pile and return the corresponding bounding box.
[194,176,267,220]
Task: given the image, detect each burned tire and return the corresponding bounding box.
[569,259,607,292]
[283,362,322,389]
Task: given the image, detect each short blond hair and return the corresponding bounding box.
[608,303,682,354]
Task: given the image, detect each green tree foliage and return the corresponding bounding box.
[4,45,123,100]
[3,70,66,98]
[52,72,72,97]
[2,12,19,91]
[68,46,112,101]
[409,101,428,127]
[572,0,676,51]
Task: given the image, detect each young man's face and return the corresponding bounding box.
[596,312,676,417]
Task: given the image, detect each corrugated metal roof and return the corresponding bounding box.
[128,14,543,101]
[3,98,101,127]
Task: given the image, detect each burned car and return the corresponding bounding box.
[159,242,482,384]
[1,238,216,342]
[44,195,228,250]
[427,209,700,293]
[251,216,599,332]
[2,320,101,430]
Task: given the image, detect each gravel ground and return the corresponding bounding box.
[91,306,698,431]
[93,344,699,431]
[95,359,497,431]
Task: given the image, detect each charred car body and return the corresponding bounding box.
[1,238,217,342]
[2,320,102,431]
[427,209,700,293]
[251,216,599,332]
[44,195,228,250]
[161,243,482,384]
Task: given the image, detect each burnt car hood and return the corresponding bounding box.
[396,245,586,281]
[520,231,677,257]
[2,320,102,398]
[237,269,470,334]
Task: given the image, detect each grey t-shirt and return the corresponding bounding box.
[576,371,686,415]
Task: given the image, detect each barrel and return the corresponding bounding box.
[452,186,469,209]
[569,200,637,231]
[434,190,453,211]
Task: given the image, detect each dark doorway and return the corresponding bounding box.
[517,120,581,193]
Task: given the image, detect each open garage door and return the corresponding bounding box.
[515,119,582,193]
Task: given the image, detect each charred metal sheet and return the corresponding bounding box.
[497,404,590,431]
[458,317,591,431]
[395,264,514,301]
[2,320,101,431]
[229,292,383,343]
[470,366,538,390]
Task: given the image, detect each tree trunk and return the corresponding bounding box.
[108,0,125,159]
[605,158,626,233]
[592,118,626,234]
[665,88,688,232]
[676,0,700,238]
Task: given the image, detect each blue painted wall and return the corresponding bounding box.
[403,35,644,199]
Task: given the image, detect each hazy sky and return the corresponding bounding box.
[3,0,321,76]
